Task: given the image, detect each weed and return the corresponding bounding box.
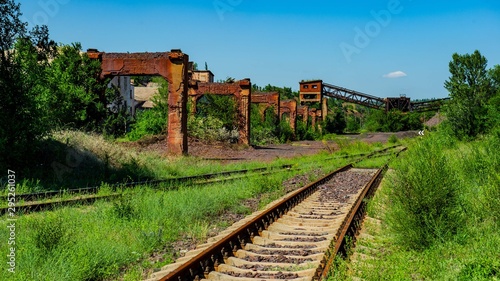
[112,196,137,220]
[388,134,398,144]
[32,213,70,253]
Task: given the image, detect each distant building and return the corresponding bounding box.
[134,84,159,111]
[108,76,134,115]
[190,70,214,83]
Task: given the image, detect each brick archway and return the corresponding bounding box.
[188,79,252,145]
[88,49,189,155]
[251,92,280,122]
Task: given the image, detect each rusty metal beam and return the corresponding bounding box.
[410,98,450,112]
[322,82,386,110]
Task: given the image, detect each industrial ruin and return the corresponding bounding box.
[88,49,448,156]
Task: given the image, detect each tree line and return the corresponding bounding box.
[2,0,497,173]
[0,0,128,171]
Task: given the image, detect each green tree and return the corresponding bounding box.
[444,50,494,139]
[0,0,55,169]
[262,84,298,100]
[250,105,280,144]
[47,43,110,131]
[323,103,346,134]
[487,65,500,131]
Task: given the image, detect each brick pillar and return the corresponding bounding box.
[239,79,251,145]
[167,51,189,155]
[302,106,309,123]
[310,110,317,129]
[322,97,328,121]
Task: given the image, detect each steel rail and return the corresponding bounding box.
[0,167,297,216]
[318,165,386,279]
[318,147,407,279]
[0,165,293,203]
[158,164,353,281]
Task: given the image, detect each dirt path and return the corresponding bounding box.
[126,131,417,162]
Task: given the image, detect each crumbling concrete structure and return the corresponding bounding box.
[88,49,189,155]
[279,99,297,131]
[251,92,280,122]
[297,105,309,123]
[188,79,252,145]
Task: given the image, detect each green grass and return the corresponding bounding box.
[0,130,394,281]
[327,132,500,280]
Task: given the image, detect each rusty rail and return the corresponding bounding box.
[318,147,407,279]
[0,165,293,203]
[158,164,354,281]
[0,194,122,216]
[0,166,295,216]
[319,165,387,279]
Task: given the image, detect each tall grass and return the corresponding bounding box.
[0,146,370,281]
[0,130,392,280]
[340,132,500,280]
[386,134,463,249]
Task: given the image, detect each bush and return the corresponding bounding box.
[388,134,399,144]
[188,115,239,143]
[386,135,463,250]
[127,110,166,141]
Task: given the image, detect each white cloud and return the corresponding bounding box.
[383,71,407,79]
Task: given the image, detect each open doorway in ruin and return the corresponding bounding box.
[191,94,239,143]
[188,79,252,145]
[88,49,189,155]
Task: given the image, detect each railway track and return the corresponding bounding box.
[0,165,293,203]
[146,162,389,281]
[0,146,404,216]
[0,165,294,215]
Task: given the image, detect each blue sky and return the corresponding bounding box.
[18,0,500,99]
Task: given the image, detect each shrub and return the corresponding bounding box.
[388,134,399,144]
[188,115,239,143]
[386,135,463,250]
[33,214,70,253]
[127,110,166,141]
